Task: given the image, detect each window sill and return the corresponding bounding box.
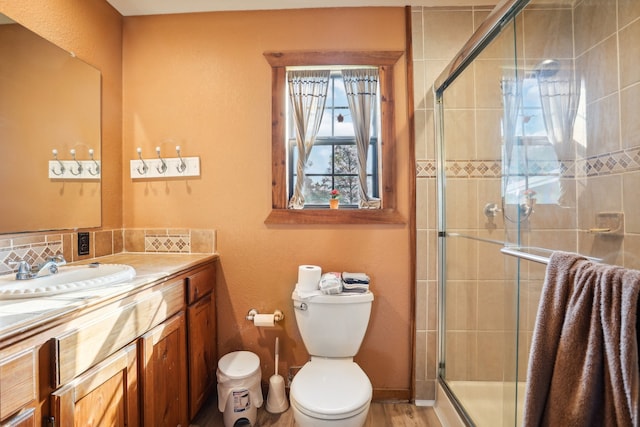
[264,208,405,225]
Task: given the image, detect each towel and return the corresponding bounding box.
[342,272,370,284]
[522,251,640,427]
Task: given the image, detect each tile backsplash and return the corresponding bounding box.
[0,228,216,276]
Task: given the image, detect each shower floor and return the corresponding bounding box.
[448,381,526,427]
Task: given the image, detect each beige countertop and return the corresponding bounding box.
[0,252,218,342]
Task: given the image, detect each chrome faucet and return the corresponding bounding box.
[11,255,67,280]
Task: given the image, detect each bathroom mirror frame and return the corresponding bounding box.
[0,13,102,234]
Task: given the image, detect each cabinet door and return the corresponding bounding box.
[0,408,35,427]
[50,343,138,427]
[187,293,217,418]
[139,312,188,427]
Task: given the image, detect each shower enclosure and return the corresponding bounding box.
[434,0,640,425]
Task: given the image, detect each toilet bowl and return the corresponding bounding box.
[290,358,372,427]
[290,290,374,427]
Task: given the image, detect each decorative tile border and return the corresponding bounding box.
[0,238,63,275]
[578,146,640,177]
[417,146,640,179]
[144,231,191,253]
[0,228,216,277]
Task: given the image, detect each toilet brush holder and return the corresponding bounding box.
[266,374,288,413]
[266,337,289,414]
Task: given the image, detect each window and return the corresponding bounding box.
[288,71,379,208]
[264,51,404,224]
[502,77,561,206]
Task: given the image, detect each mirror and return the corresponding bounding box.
[0,14,101,234]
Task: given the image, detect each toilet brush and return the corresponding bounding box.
[266,337,289,413]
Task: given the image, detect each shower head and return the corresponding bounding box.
[532,59,560,78]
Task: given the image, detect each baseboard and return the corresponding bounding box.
[415,399,435,407]
[372,388,411,402]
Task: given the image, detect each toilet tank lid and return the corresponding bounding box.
[218,351,260,379]
[292,290,374,303]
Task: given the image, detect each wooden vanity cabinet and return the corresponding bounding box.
[0,257,218,427]
[50,343,138,427]
[185,262,217,419]
[139,312,189,427]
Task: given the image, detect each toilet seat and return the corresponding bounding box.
[290,359,372,420]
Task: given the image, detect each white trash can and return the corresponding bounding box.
[217,351,263,427]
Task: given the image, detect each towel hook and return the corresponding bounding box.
[88,148,100,176]
[176,145,187,173]
[50,149,65,176]
[156,146,167,174]
[69,149,83,176]
[136,147,148,175]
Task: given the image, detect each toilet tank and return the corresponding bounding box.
[292,291,374,358]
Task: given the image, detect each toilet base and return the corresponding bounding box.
[291,401,370,427]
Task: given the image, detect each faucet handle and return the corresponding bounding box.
[48,254,67,265]
[9,260,32,280]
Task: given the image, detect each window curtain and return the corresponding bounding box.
[287,70,330,209]
[537,65,579,207]
[500,76,522,176]
[537,67,579,149]
[342,68,380,209]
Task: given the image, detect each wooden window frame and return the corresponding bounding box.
[264,50,405,225]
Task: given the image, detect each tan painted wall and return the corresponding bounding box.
[0,0,123,230]
[122,8,412,393]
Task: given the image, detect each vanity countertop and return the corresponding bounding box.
[0,252,218,342]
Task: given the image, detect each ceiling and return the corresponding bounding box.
[106,0,496,16]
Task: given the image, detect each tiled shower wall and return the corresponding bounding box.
[0,228,216,276]
[412,0,640,401]
[412,5,493,401]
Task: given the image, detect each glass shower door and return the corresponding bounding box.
[436,9,523,427]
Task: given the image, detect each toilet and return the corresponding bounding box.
[289,290,374,427]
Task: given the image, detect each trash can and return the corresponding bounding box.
[217,351,263,427]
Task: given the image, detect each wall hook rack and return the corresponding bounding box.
[48,147,100,180]
[130,145,200,179]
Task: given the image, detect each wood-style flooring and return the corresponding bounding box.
[190,396,442,427]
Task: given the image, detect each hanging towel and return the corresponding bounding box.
[522,251,640,427]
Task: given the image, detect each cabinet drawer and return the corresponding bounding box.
[186,263,216,304]
[54,279,184,386]
[0,348,36,420]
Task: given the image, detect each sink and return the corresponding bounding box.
[0,264,136,299]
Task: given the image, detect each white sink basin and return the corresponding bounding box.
[0,264,136,299]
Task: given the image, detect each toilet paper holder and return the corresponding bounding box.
[246,308,284,322]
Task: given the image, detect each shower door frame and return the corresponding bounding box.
[434,0,531,424]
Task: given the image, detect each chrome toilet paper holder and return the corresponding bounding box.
[246,308,284,322]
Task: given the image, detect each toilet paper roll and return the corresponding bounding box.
[296,265,322,292]
[253,314,275,327]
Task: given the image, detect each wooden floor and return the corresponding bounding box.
[190,396,442,427]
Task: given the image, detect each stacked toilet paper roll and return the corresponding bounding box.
[295,265,322,293]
